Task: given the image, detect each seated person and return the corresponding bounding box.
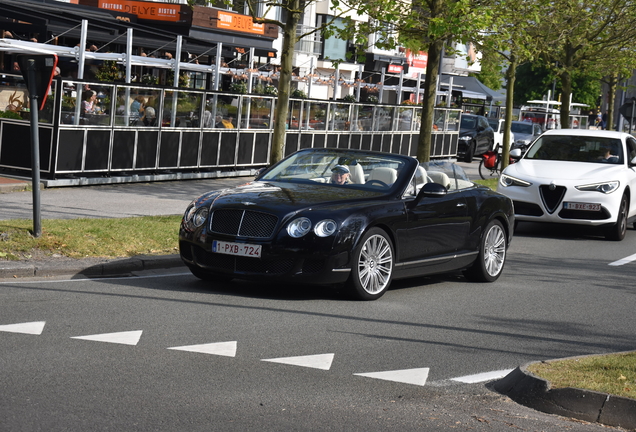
[330,165,351,185]
[599,145,619,163]
[82,91,97,114]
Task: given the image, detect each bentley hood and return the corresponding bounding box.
[207,181,385,214]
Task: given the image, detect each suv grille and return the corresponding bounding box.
[210,209,278,238]
[539,185,566,214]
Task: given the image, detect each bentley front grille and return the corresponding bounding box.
[192,246,294,275]
[210,209,278,238]
[539,185,566,214]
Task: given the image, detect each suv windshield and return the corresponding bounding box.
[525,135,623,164]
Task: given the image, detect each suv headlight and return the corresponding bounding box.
[500,173,532,188]
[575,181,619,194]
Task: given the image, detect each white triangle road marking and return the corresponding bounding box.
[167,341,237,357]
[450,369,514,384]
[354,367,430,386]
[0,321,46,335]
[262,353,334,370]
[71,330,143,345]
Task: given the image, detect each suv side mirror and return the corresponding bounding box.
[510,148,523,159]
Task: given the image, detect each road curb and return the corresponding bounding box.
[0,254,185,279]
[493,353,636,430]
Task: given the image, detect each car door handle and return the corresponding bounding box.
[456,202,466,207]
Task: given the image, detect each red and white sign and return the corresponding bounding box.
[387,64,403,74]
[406,49,428,78]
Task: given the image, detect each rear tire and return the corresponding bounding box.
[347,228,394,300]
[606,194,628,241]
[478,158,487,179]
[464,220,507,282]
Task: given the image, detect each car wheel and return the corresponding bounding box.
[188,266,233,282]
[464,219,507,282]
[347,227,394,300]
[463,141,475,163]
[606,194,628,241]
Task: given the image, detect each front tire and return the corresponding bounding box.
[463,141,475,163]
[464,220,507,282]
[606,194,628,241]
[347,228,394,300]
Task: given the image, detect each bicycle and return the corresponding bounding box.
[478,145,519,180]
[478,146,503,179]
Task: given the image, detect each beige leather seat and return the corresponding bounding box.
[348,163,365,184]
[367,167,397,186]
[427,171,451,189]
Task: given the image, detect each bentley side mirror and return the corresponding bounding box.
[410,182,447,207]
[254,167,268,179]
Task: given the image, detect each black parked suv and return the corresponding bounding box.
[458,114,495,163]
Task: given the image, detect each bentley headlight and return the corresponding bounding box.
[287,217,312,238]
[192,207,209,227]
[500,173,532,188]
[575,181,619,194]
[184,204,197,222]
[314,219,337,237]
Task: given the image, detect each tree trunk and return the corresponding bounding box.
[606,74,617,131]
[501,56,517,170]
[416,38,443,162]
[270,1,300,165]
[559,44,574,128]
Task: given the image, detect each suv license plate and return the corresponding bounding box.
[563,202,601,211]
[212,240,261,258]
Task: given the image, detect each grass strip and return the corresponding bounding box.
[527,352,636,399]
[0,216,182,260]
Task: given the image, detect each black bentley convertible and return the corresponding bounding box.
[179,148,514,300]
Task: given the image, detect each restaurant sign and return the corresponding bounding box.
[217,11,264,35]
[95,0,191,22]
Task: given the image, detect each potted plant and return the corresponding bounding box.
[291,89,307,99]
[230,81,248,94]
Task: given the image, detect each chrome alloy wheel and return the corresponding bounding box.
[483,223,506,277]
[357,234,393,294]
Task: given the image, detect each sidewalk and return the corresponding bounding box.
[0,175,32,193]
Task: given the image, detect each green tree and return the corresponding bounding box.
[514,62,601,109]
[245,0,363,164]
[476,0,548,169]
[535,0,636,128]
[370,0,493,162]
[472,49,504,92]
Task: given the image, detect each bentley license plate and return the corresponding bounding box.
[563,202,601,211]
[212,240,262,258]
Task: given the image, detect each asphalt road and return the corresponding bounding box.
[2,225,636,430]
[1,160,635,430]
